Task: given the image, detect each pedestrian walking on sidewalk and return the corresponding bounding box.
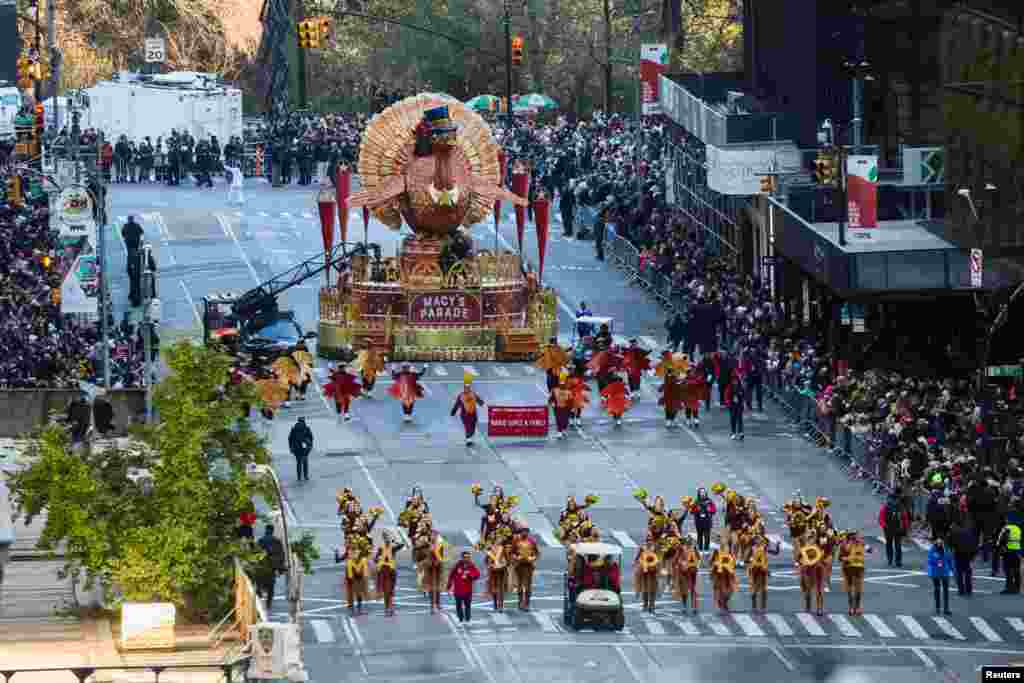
[928,537,954,615]
[288,417,314,481]
[447,551,481,623]
[879,494,909,567]
[256,525,287,611]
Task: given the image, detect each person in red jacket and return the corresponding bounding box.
[879,495,911,568]
[447,550,481,622]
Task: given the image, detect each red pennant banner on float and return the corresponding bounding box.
[494,149,507,234]
[533,194,550,280]
[511,167,529,252]
[317,185,336,270]
[362,207,370,241]
[336,165,351,244]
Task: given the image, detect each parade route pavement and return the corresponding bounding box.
[122,179,1024,682]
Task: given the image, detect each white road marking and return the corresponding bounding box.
[612,530,638,549]
[178,280,202,327]
[642,618,666,635]
[674,618,701,636]
[1006,617,1024,636]
[523,365,537,374]
[898,615,930,639]
[911,647,936,669]
[912,538,931,551]
[971,616,1003,642]
[828,614,861,637]
[771,647,796,671]
[932,616,965,640]
[310,619,335,643]
[302,211,313,219]
[433,366,448,376]
[615,645,645,683]
[734,614,765,637]
[863,614,897,638]
[796,613,827,636]
[347,616,366,647]
[701,615,731,636]
[767,534,793,551]
[495,366,511,378]
[217,212,260,285]
[281,212,292,218]
[464,529,480,546]
[532,611,559,633]
[339,617,358,650]
[259,211,269,217]
[490,612,512,626]
[539,530,561,548]
[639,336,659,349]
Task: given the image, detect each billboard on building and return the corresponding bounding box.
[705,144,802,196]
[640,44,668,115]
[846,155,878,229]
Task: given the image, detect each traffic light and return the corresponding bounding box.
[317,16,331,41]
[41,254,52,270]
[34,104,44,137]
[297,20,319,49]
[759,176,775,194]
[511,36,524,66]
[5,176,22,207]
[815,152,836,186]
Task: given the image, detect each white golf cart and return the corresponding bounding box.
[562,542,625,631]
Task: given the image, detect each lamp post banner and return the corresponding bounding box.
[487,406,549,437]
[846,154,878,229]
[640,44,668,115]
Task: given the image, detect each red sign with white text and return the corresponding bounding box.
[487,406,550,437]
[409,292,482,325]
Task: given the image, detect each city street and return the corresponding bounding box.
[110,177,1024,683]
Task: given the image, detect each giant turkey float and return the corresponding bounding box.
[317,94,558,362]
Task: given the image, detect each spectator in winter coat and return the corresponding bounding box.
[447,551,481,622]
[950,521,979,595]
[288,417,314,482]
[927,490,951,542]
[666,312,686,352]
[927,538,955,615]
[879,495,910,567]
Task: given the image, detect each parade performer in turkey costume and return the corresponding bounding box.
[323,364,362,421]
[338,535,373,615]
[635,536,662,613]
[485,537,511,611]
[565,370,591,427]
[682,365,708,428]
[655,351,687,429]
[374,530,406,616]
[838,530,870,615]
[411,512,435,570]
[798,533,827,616]
[389,363,427,422]
[549,370,573,438]
[355,340,386,396]
[451,373,485,445]
[417,529,449,613]
[622,339,651,393]
[512,527,540,610]
[587,347,623,392]
[600,372,632,426]
[399,487,429,545]
[783,491,814,554]
[558,495,598,544]
[672,535,701,613]
[537,337,571,392]
[709,544,738,612]
[747,533,781,613]
[723,491,748,562]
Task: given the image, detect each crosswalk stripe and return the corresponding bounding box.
[281,212,292,218]
[828,614,861,637]
[767,534,793,551]
[491,612,512,626]
[465,529,480,546]
[932,616,965,640]
[643,618,666,635]
[734,614,765,637]
[495,366,511,378]
[523,366,537,374]
[674,618,701,636]
[1006,617,1024,637]
[898,615,930,639]
[310,619,335,643]
[796,613,827,636]
[433,366,448,376]
[259,211,269,217]
[612,530,638,549]
[532,612,559,633]
[971,616,1003,642]
[765,613,794,636]
[864,614,897,638]
[539,530,562,548]
[701,615,731,636]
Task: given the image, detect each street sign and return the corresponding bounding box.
[986,365,1022,378]
[970,248,983,288]
[144,37,166,63]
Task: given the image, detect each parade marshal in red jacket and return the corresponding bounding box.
[447,551,481,623]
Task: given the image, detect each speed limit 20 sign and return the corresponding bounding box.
[144,37,166,63]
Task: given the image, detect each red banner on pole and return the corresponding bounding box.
[511,168,529,252]
[317,185,336,263]
[362,207,370,243]
[494,149,507,234]
[533,194,550,280]
[336,165,351,244]
[487,406,549,437]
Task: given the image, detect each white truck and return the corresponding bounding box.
[0,86,23,142]
[44,71,242,143]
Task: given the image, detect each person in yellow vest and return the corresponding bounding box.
[451,372,486,445]
[635,536,661,613]
[709,545,738,612]
[798,533,827,616]
[338,537,372,615]
[997,520,1021,595]
[747,534,781,613]
[374,530,406,617]
[838,530,870,615]
[513,528,540,610]
[672,535,702,613]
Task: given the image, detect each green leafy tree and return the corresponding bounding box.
[6,341,272,621]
